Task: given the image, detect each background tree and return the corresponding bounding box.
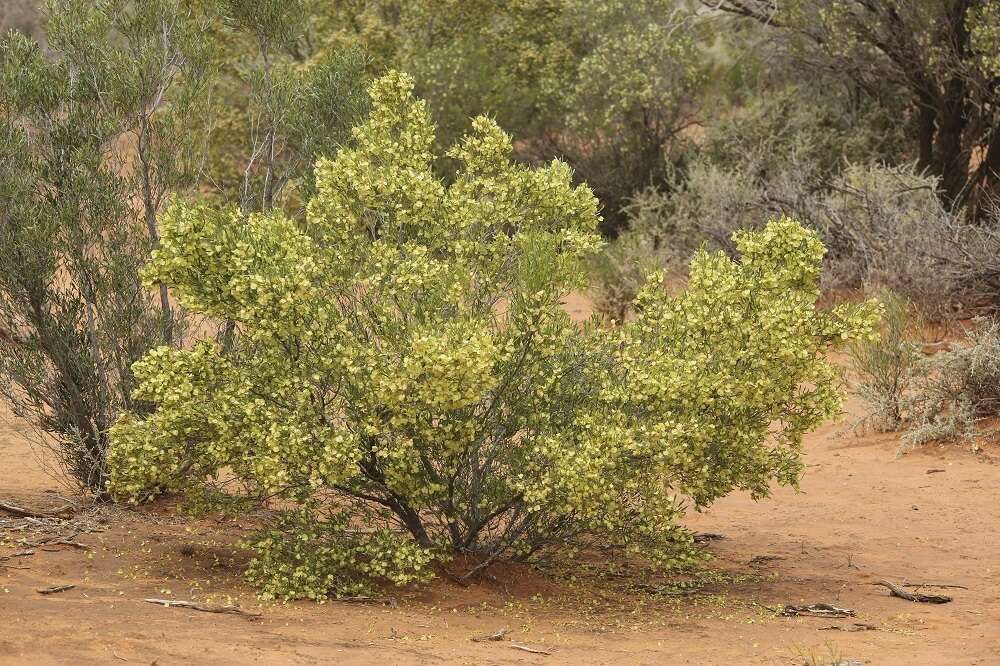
[703,0,1000,214]
[312,0,706,233]
[0,0,210,494]
[203,0,370,216]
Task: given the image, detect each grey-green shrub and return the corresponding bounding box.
[848,293,921,432]
[597,161,998,321]
[903,320,1000,453]
[0,0,209,494]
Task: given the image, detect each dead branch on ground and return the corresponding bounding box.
[781,603,856,618]
[472,627,509,642]
[0,501,74,519]
[143,598,262,616]
[874,580,952,603]
[37,584,75,594]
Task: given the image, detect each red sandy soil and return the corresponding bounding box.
[2,303,999,665]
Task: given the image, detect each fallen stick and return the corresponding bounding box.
[472,627,509,642]
[781,603,856,618]
[143,598,262,617]
[749,554,786,565]
[0,501,74,519]
[902,582,969,590]
[510,644,552,656]
[50,540,91,550]
[874,580,952,604]
[693,532,724,544]
[37,584,75,594]
[818,623,877,632]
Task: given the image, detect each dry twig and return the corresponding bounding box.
[819,623,877,632]
[510,644,552,655]
[0,501,74,519]
[40,540,91,551]
[143,598,262,617]
[37,584,75,594]
[781,603,855,618]
[902,581,968,590]
[874,580,952,603]
[472,627,509,642]
[693,532,724,544]
[749,554,785,565]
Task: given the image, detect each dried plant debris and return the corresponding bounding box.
[781,603,856,618]
[875,580,953,604]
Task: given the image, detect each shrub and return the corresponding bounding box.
[903,320,1000,453]
[848,293,921,432]
[597,161,998,321]
[0,0,209,495]
[108,72,878,599]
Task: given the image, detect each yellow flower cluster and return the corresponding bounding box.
[109,71,878,599]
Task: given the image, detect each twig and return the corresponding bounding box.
[693,532,725,544]
[0,549,34,564]
[334,596,394,605]
[901,582,969,590]
[472,627,509,642]
[749,554,786,565]
[926,468,946,474]
[37,584,75,594]
[781,603,856,618]
[143,598,262,616]
[818,623,877,632]
[873,580,952,604]
[510,644,552,655]
[43,540,91,551]
[0,501,74,519]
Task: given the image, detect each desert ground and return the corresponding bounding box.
[2,302,998,665]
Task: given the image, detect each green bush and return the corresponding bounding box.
[321,0,706,232]
[109,72,878,600]
[848,293,921,432]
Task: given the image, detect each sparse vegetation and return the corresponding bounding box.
[903,319,1000,453]
[849,293,922,432]
[597,162,1000,322]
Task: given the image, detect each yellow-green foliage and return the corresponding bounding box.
[971,1,1000,81]
[109,71,878,600]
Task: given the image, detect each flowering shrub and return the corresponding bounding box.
[108,71,879,599]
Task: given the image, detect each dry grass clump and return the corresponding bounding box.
[902,319,1000,453]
